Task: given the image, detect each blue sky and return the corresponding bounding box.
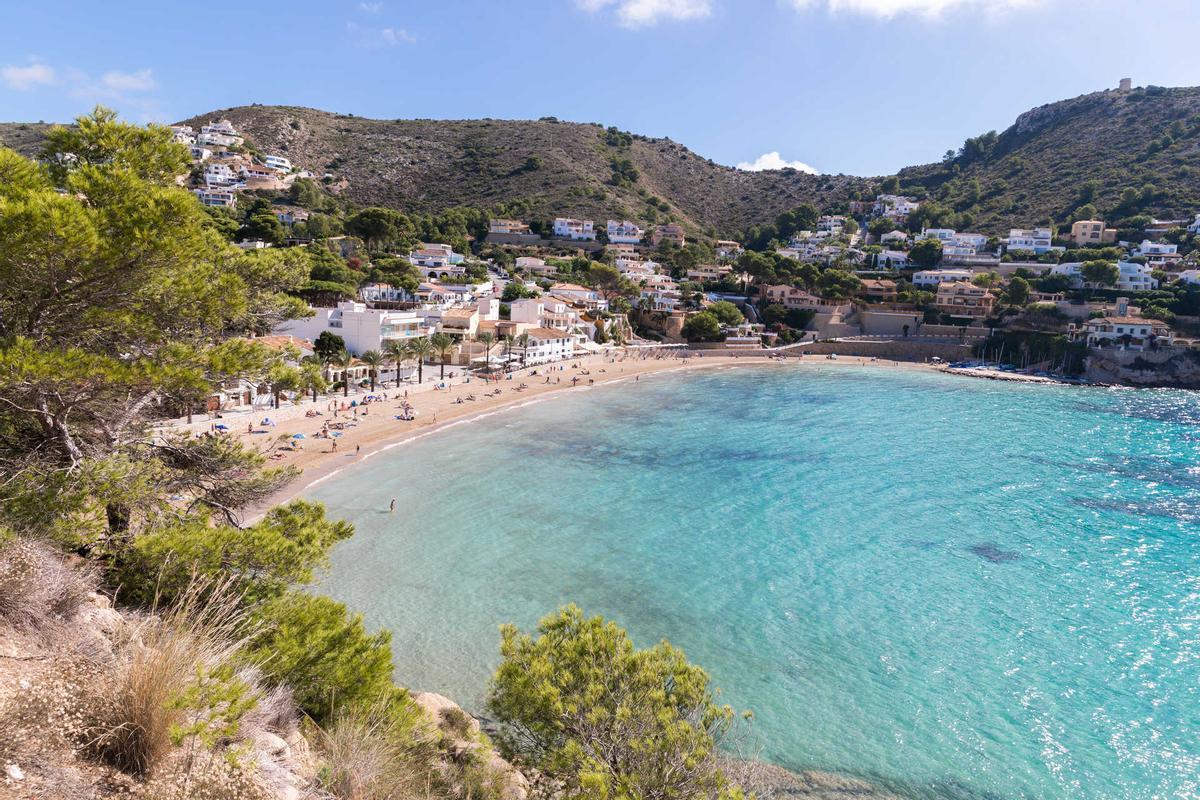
[2,0,1198,176]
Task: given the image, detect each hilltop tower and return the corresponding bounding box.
[1119,78,1132,92]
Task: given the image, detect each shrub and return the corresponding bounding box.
[114,500,353,607]
[248,590,399,721]
[488,605,745,800]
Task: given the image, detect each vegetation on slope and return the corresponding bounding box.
[896,85,1200,233]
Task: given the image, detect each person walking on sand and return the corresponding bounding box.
[389,498,396,513]
[356,443,361,455]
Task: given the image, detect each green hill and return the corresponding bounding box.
[6,85,1200,238]
[897,85,1200,232]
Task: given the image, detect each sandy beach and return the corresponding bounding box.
[159,350,931,522]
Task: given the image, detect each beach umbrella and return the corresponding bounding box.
[291,433,306,439]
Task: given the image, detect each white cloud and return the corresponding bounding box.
[577,0,713,27]
[347,21,416,46]
[737,151,819,174]
[1,63,56,91]
[788,0,1041,18]
[379,26,416,44]
[99,68,156,93]
[359,1,383,12]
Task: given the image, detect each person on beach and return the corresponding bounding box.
[389,498,396,513]
[356,444,361,455]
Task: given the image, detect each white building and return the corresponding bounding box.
[204,162,239,186]
[509,298,583,333]
[194,187,237,208]
[359,283,414,303]
[874,195,920,220]
[409,244,466,278]
[1177,270,1200,285]
[1007,228,1062,255]
[516,328,576,365]
[263,155,293,173]
[273,302,427,355]
[553,218,596,241]
[606,219,644,244]
[912,268,974,287]
[548,282,607,310]
[1075,317,1173,351]
[921,228,956,242]
[876,250,911,269]
[195,131,244,148]
[1132,240,1181,269]
[189,145,213,162]
[1050,261,1159,291]
[201,119,238,136]
[879,230,909,246]
[817,215,846,233]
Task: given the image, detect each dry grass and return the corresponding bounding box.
[83,580,249,777]
[0,537,96,630]
[312,701,443,800]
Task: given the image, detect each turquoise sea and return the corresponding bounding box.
[310,365,1200,799]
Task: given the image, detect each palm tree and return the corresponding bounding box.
[384,339,407,386]
[429,332,455,380]
[298,360,328,403]
[331,350,354,396]
[502,334,516,367]
[359,350,384,392]
[476,331,495,372]
[406,336,434,384]
[516,332,530,368]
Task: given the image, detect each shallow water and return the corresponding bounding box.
[311,365,1200,799]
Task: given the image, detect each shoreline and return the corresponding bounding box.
[219,352,933,523]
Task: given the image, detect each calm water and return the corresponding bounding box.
[310,365,1200,799]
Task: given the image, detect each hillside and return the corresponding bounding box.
[7,86,1200,237]
[176,106,864,237]
[898,85,1200,232]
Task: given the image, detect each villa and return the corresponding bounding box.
[912,268,974,287]
[553,218,596,241]
[762,285,850,313]
[651,223,686,248]
[1050,261,1158,291]
[714,240,744,260]
[489,219,531,235]
[516,328,576,365]
[549,282,607,311]
[263,155,293,173]
[687,264,731,282]
[606,220,644,245]
[934,282,996,319]
[409,244,467,278]
[273,301,427,355]
[1007,228,1063,256]
[1070,220,1117,245]
[860,279,898,300]
[193,187,237,208]
[1132,240,1182,270]
[1073,317,1174,350]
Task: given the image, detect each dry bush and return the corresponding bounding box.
[0,537,97,630]
[84,579,250,777]
[313,702,442,800]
